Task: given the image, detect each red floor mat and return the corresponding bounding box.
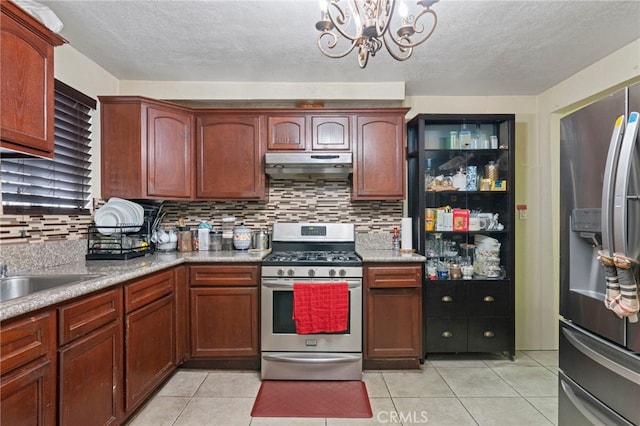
[251,380,373,418]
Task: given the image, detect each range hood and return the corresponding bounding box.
[264,152,353,179]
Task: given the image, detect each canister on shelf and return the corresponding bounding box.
[485,160,499,181]
[466,165,478,191]
[425,209,436,231]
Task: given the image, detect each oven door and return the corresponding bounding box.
[261,277,362,353]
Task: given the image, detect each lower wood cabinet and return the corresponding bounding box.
[364,263,422,369]
[58,288,123,425]
[425,281,514,358]
[189,264,260,367]
[124,269,176,413]
[0,311,57,425]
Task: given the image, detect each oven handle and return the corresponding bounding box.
[262,281,362,289]
[263,353,361,364]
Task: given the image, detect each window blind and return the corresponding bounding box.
[1,80,96,215]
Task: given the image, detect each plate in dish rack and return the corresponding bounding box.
[95,206,126,235]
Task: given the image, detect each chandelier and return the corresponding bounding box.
[315,0,439,68]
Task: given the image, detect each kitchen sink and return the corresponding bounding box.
[0,274,104,302]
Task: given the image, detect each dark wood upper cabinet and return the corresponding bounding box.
[196,114,266,200]
[267,115,306,150]
[311,115,351,151]
[353,110,408,200]
[99,96,195,200]
[0,1,65,158]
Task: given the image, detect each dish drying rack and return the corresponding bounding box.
[86,224,153,260]
[86,201,161,260]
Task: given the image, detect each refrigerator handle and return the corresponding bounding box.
[559,379,609,426]
[562,326,640,383]
[612,112,639,256]
[601,115,626,256]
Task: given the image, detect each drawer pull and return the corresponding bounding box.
[441,296,453,303]
[483,331,495,338]
[441,331,453,338]
[483,296,494,302]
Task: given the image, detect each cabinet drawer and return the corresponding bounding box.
[425,283,466,317]
[125,269,174,313]
[59,288,122,346]
[1,311,55,374]
[425,318,467,353]
[468,283,510,316]
[467,318,510,353]
[365,264,422,288]
[190,264,260,287]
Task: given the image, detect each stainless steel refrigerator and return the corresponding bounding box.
[559,82,640,425]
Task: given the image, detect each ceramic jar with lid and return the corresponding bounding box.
[233,223,252,250]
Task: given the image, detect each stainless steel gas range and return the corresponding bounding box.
[260,223,363,380]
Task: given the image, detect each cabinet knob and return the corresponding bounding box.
[483,296,494,303]
[483,331,495,338]
[441,295,453,303]
[441,331,453,338]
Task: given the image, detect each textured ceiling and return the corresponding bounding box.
[38,0,640,97]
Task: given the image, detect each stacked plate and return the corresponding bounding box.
[95,198,144,235]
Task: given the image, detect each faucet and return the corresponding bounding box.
[0,264,7,278]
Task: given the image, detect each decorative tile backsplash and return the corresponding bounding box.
[0,178,402,269]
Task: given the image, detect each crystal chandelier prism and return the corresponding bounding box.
[315,0,439,68]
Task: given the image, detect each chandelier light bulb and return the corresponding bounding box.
[315,0,439,68]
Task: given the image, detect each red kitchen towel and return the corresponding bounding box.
[293,282,349,334]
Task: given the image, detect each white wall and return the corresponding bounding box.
[54,39,640,351]
[54,45,119,199]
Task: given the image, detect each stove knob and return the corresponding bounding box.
[287,269,295,277]
[339,269,347,277]
[308,269,315,277]
[329,269,337,277]
[277,269,285,277]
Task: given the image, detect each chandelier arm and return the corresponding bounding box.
[375,0,395,37]
[382,33,413,61]
[325,0,360,41]
[387,8,437,49]
[317,32,360,59]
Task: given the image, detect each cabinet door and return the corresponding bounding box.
[267,115,306,150]
[0,2,64,157]
[196,115,266,200]
[0,311,56,426]
[125,294,176,413]
[0,357,56,426]
[59,321,123,426]
[311,115,350,151]
[365,287,422,359]
[146,106,194,199]
[190,287,259,358]
[354,114,406,200]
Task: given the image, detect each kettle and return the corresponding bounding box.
[252,230,270,250]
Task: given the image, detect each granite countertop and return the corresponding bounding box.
[0,250,267,322]
[1,248,425,322]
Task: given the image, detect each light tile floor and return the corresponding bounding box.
[126,350,558,426]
